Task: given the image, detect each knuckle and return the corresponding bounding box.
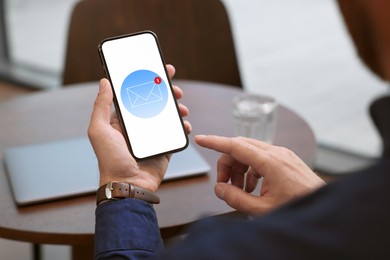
[274,146,294,157]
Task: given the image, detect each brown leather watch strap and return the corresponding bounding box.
[96,181,160,205]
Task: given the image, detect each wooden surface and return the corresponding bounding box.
[0,80,316,249]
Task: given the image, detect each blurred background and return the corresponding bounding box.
[1,0,389,259]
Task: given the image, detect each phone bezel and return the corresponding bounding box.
[97,30,188,160]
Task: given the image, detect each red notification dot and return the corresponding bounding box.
[154,77,162,84]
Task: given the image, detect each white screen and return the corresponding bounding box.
[100,32,188,159]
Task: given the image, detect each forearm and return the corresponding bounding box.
[95,198,164,259]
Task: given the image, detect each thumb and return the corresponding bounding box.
[90,78,113,125]
[215,183,267,214]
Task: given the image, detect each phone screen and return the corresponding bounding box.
[98,31,188,160]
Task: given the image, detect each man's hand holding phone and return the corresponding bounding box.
[88,65,191,192]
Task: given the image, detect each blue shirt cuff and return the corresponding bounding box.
[95,198,164,259]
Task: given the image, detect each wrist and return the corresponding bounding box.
[96,181,160,205]
[99,176,159,192]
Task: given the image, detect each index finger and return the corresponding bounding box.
[166,64,175,79]
[194,135,270,177]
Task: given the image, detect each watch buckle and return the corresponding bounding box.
[105,181,116,200]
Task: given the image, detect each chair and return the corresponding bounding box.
[369,96,390,158]
[62,0,242,88]
[337,0,390,158]
[337,0,390,81]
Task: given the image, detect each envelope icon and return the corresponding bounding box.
[126,80,163,108]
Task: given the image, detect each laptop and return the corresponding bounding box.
[4,137,210,206]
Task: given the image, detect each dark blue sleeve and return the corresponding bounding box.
[95,198,164,259]
[161,159,390,259]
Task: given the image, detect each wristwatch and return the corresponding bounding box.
[96,181,160,205]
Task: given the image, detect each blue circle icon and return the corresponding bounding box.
[121,70,168,118]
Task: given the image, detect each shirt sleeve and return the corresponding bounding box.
[160,160,390,259]
[95,198,164,259]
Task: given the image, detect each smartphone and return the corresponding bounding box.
[98,31,188,160]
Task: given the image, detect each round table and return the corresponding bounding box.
[0,80,316,259]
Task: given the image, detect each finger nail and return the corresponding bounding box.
[215,184,225,200]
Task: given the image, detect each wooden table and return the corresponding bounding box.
[0,80,316,259]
